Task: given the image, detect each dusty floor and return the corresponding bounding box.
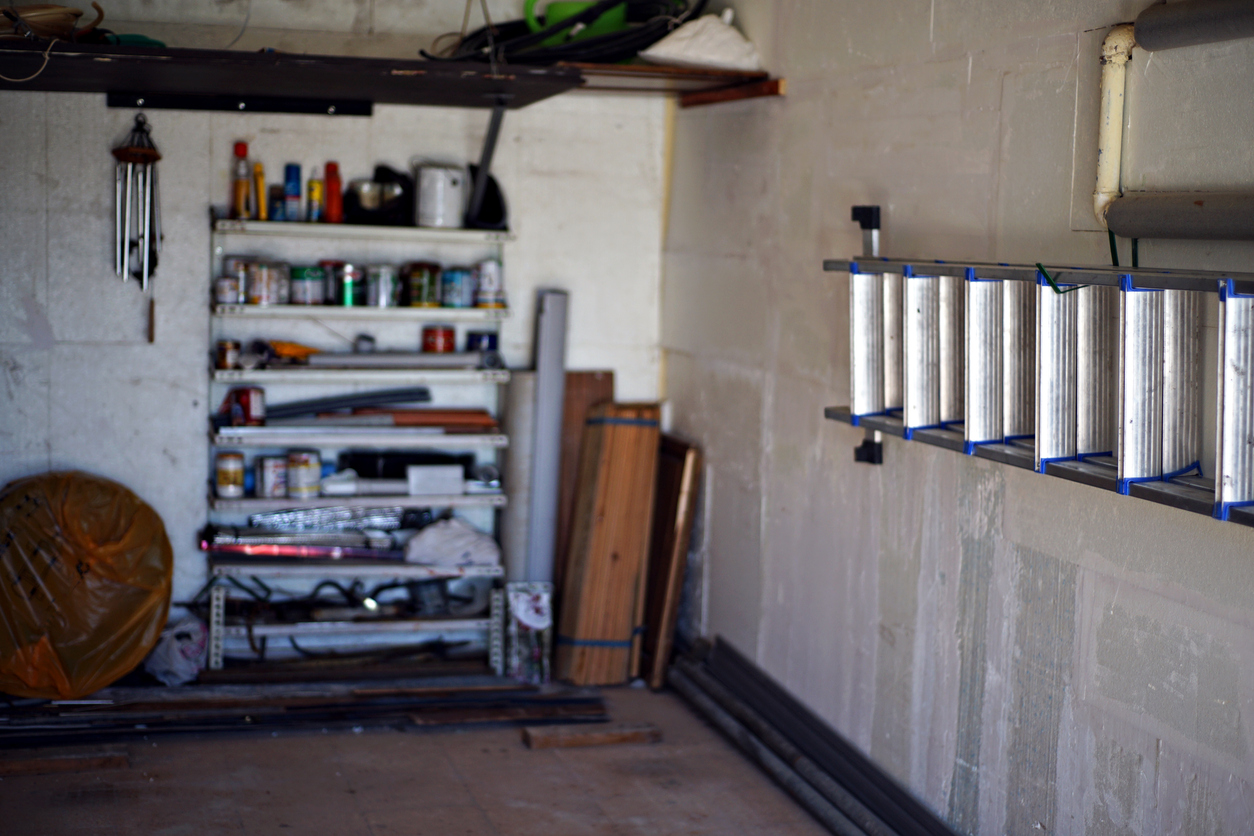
[0,686,827,835]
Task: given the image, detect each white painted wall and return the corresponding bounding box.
[0,89,667,602]
[665,2,1254,833]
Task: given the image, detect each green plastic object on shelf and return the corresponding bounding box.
[524,0,628,47]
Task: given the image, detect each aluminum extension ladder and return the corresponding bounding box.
[841,240,1254,523]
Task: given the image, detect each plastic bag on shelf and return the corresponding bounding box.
[143,616,208,686]
[0,471,173,699]
[404,517,500,567]
[638,11,764,73]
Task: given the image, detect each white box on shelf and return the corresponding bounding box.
[407,465,467,496]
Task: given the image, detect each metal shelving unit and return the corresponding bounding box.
[207,220,511,672]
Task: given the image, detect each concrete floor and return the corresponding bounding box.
[1,687,827,836]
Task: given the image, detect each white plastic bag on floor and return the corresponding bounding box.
[405,517,501,567]
[639,11,764,72]
[143,617,208,686]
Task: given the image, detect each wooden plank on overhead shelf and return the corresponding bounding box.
[564,61,768,93]
[554,371,615,603]
[680,77,786,108]
[641,435,701,690]
[521,722,662,749]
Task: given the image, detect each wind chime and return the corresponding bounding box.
[112,114,162,291]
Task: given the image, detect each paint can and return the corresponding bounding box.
[414,163,466,228]
[402,261,441,307]
[422,325,456,353]
[215,451,245,499]
[255,456,288,498]
[367,264,399,307]
[286,449,322,499]
[327,262,366,307]
[475,259,505,308]
[224,386,265,426]
[214,275,244,305]
[465,331,498,352]
[247,261,287,305]
[290,266,326,305]
[441,266,476,308]
[216,339,241,370]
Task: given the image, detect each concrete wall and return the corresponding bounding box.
[664,2,1254,834]
[0,86,668,602]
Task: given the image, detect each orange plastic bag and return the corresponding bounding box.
[0,471,173,699]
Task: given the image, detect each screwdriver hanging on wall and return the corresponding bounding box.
[851,204,884,466]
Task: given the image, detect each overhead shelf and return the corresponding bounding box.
[566,62,785,107]
[0,42,582,111]
[212,428,509,448]
[212,304,508,322]
[212,219,513,244]
[211,368,510,385]
[209,558,503,579]
[209,493,507,513]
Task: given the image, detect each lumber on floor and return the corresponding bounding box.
[521,721,662,749]
[556,403,661,685]
[554,370,615,599]
[0,747,129,776]
[642,435,702,689]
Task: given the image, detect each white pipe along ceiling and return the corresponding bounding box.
[1094,0,1254,240]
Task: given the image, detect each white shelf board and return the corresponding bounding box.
[212,304,508,322]
[213,219,513,244]
[211,429,509,449]
[210,493,507,512]
[210,560,503,579]
[220,618,491,639]
[211,368,510,385]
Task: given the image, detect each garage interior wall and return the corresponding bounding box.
[664,1,1254,834]
[0,0,668,603]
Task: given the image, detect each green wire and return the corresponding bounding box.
[1036,263,1084,295]
[1108,229,1120,267]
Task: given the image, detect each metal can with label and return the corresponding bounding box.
[225,386,265,426]
[474,259,505,308]
[216,339,241,370]
[414,163,466,228]
[327,262,366,307]
[214,275,244,305]
[422,324,456,353]
[255,456,288,498]
[441,266,476,308]
[402,261,441,307]
[290,266,326,305]
[215,451,245,498]
[367,264,399,307]
[247,261,285,305]
[287,449,321,499]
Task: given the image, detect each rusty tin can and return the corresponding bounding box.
[422,325,456,353]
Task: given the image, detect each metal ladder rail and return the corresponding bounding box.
[849,268,886,422]
[1116,278,1205,494]
[1077,285,1120,460]
[965,269,1003,451]
[1036,274,1079,471]
[1004,278,1037,440]
[1216,280,1254,519]
[902,268,941,437]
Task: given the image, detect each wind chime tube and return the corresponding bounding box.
[114,165,124,277]
[121,162,133,283]
[142,164,153,290]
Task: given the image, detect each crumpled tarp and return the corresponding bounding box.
[0,471,173,699]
